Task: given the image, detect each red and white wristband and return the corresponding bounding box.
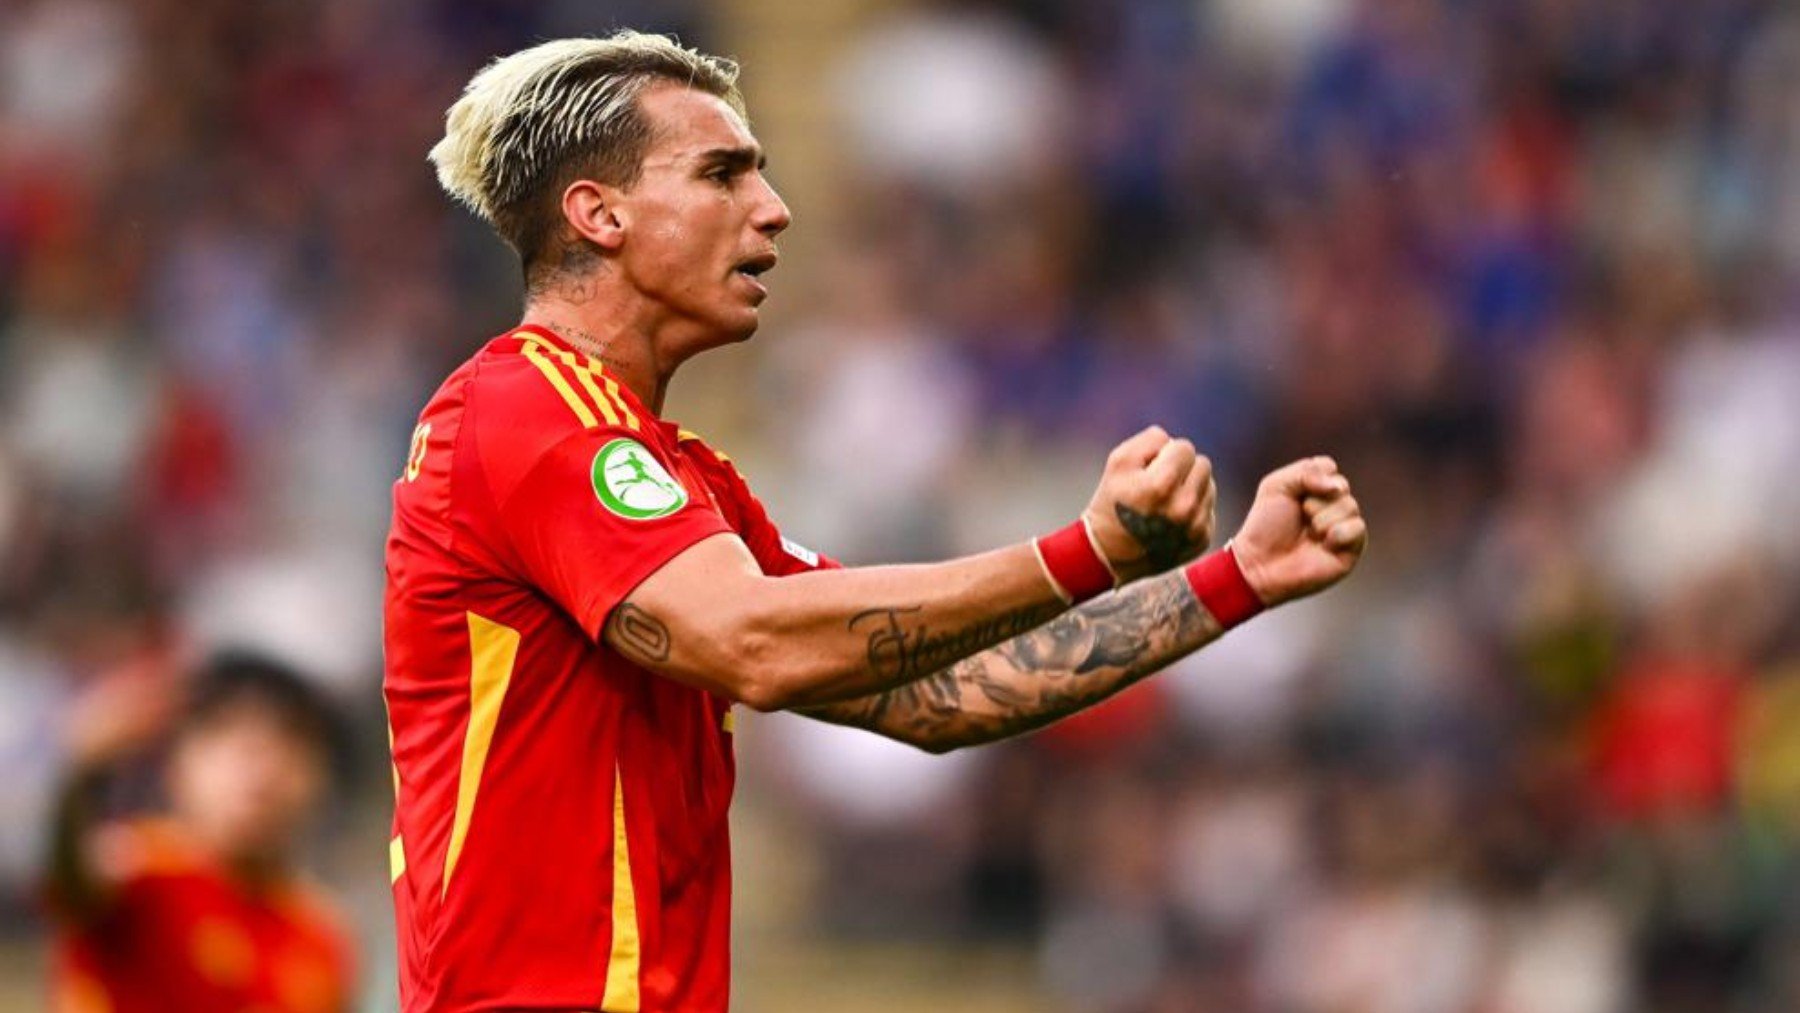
[1032,516,1119,605]
[1033,520,1267,632]
[1182,541,1265,631]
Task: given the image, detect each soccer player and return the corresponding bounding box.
[385,31,1367,1012]
[46,652,355,1013]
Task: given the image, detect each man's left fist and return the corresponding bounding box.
[1230,456,1367,607]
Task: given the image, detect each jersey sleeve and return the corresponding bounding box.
[697,448,841,576]
[496,428,733,638]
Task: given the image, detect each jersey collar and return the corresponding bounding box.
[510,324,674,437]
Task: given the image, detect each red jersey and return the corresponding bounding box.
[383,325,833,1012]
[50,819,354,1013]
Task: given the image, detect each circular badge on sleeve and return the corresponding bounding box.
[591,438,689,519]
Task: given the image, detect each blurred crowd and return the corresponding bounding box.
[5,0,1800,1010]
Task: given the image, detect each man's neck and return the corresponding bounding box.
[523,294,679,415]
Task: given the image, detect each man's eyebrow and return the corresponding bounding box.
[696,146,766,171]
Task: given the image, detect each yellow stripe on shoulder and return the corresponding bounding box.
[595,372,641,432]
[516,332,639,431]
[676,429,733,465]
[519,343,598,428]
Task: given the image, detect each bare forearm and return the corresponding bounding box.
[798,567,1218,751]
[608,538,1067,710]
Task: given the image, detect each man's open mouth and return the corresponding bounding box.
[734,252,777,279]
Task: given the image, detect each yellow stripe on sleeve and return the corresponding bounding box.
[520,344,599,428]
[601,766,642,1011]
[390,835,407,885]
[442,612,521,897]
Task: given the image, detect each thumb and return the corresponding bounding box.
[1258,456,1339,499]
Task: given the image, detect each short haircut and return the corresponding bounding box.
[180,651,346,777]
[429,31,745,286]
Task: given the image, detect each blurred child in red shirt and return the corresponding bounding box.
[45,652,356,1012]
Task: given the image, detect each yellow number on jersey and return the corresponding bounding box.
[404,422,432,482]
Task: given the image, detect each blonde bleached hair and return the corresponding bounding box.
[429,31,744,279]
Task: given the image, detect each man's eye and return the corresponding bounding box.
[706,168,733,184]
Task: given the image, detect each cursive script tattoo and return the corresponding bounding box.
[803,571,1217,751]
[848,604,1060,683]
[1115,502,1196,571]
[606,603,671,665]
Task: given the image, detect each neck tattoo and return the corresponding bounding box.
[548,324,624,371]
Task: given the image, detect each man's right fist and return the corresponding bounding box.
[1230,456,1367,607]
[1084,425,1217,584]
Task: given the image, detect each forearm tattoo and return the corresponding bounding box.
[802,570,1216,750]
[848,603,1061,684]
[606,603,671,664]
[1115,502,1199,571]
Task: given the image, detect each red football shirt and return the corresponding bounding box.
[383,325,833,1012]
[50,819,354,1013]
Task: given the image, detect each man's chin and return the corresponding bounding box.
[713,307,761,344]
[671,304,763,358]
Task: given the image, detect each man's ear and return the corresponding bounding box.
[562,179,626,252]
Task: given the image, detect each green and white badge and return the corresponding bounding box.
[591,438,688,520]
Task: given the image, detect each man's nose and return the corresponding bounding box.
[753,178,792,237]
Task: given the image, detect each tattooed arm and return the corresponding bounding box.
[604,426,1214,713]
[794,455,1372,752]
[795,568,1215,752]
[606,532,1067,712]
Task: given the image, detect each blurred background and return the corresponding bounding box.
[3,0,1800,1009]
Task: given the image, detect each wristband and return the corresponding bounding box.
[1033,517,1118,605]
[1183,542,1265,630]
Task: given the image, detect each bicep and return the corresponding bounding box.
[602,531,768,695]
[496,429,732,637]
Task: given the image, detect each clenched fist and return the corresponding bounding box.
[1231,456,1367,607]
[1084,425,1217,584]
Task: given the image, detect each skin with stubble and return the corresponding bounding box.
[524,83,790,413]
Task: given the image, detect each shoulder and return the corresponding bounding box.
[462,331,638,436]
[459,331,651,497]
[676,429,748,486]
[676,429,761,507]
